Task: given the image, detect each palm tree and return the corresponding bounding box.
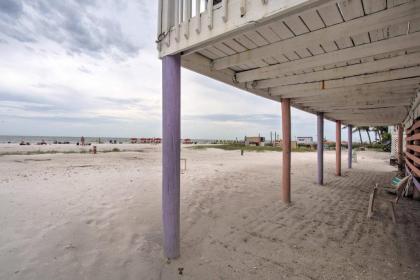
[371,126,390,143]
[344,125,391,145]
[342,125,363,144]
[359,126,372,144]
[357,127,363,144]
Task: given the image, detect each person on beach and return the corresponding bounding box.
[81,136,85,146]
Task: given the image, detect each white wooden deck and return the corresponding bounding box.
[157,0,420,126]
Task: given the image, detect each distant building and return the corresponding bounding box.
[182,139,193,144]
[275,140,297,149]
[296,136,313,145]
[245,136,265,146]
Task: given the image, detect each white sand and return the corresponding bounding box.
[0,144,419,279]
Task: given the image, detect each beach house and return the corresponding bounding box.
[156,0,420,258]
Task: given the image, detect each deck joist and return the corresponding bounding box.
[158,0,420,126]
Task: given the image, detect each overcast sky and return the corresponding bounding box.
[0,0,353,141]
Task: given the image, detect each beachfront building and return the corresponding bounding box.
[156,0,420,258]
[244,136,265,146]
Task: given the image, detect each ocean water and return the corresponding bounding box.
[0,135,220,144]
[0,135,130,144]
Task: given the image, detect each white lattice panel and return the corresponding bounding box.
[390,126,398,159]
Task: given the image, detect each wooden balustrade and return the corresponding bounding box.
[157,0,271,53]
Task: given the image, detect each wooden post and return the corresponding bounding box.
[397,124,404,166]
[336,120,341,176]
[367,184,378,219]
[282,98,291,203]
[317,113,324,185]
[162,54,181,259]
[348,124,353,169]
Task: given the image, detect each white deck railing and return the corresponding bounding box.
[157,0,220,46]
[157,0,282,56]
[156,0,324,57]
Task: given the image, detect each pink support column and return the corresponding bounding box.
[336,120,342,176]
[162,54,181,259]
[282,99,291,203]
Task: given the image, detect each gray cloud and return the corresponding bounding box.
[99,96,144,105]
[184,114,280,125]
[0,0,23,18]
[0,0,141,57]
[0,86,159,120]
[0,22,36,43]
[1,113,126,124]
[0,86,97,114]
[0,89,50,104]
[97,96,160,114]
[78,66,92,74]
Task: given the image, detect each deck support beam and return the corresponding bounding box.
[348,125,353,169]
[317,112,324,185]
[336,120,342,176]
[162,54,181,259]
[397,124,404,168]
[282,98,291,203]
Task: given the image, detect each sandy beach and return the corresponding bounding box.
[0,144,419,279]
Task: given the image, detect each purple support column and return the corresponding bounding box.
[348,124,353,169]
[317,113,324,185]
[336,120,342,176]
[162,54,181,259]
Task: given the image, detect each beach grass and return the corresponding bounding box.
[189,144,314,152]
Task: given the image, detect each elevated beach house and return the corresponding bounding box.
[156,0,420,258]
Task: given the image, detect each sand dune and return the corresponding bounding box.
[0,144,419,279]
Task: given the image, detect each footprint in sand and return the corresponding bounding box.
[130,233,141,245]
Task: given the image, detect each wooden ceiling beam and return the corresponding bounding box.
[256,52,420,89]
[295,97,413,108]
[305,101,413,112]
[269,77,420,98]
[326,109,408,118]
[236,31,420,83]
[270,66,420,95]
[212,1,420,70]
[293,91,415,104]
[181,52,275,101]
